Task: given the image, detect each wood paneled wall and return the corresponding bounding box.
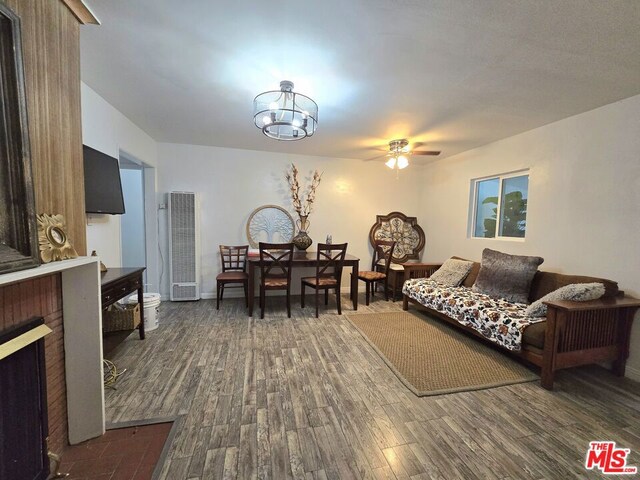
[4,0,86,255]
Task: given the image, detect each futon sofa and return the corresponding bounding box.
[402,259,640,390]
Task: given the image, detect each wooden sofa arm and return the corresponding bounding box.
[540,295,640,389]
[543,296,640,312]
[402,263,442,282]
[401,264,442,311]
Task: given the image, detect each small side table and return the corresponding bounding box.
[375,260,422,301]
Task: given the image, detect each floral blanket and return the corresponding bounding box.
[402,279,544,351]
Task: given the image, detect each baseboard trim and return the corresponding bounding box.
[626,364,640,382]
[173,287,370,302]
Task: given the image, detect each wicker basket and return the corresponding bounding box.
[103,303,141,332]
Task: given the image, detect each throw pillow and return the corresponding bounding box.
[472,248,544,304]
[525,282,606,317]
[429,258,474,287]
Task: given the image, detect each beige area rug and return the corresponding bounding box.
[346,311,538,396]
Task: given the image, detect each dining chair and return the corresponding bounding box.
[301,243,348,318]
[216,245,249,310]
[353,240,396,305]
[258,242,295,319]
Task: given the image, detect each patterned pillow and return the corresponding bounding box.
[472,248,544,304]
[429,258,474,287]
[525,282,605,317]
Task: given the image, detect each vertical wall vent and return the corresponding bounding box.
[168,191,200,301]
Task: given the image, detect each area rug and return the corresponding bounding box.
[346,311,538,396]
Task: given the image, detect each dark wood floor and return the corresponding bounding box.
[104,295,640,479]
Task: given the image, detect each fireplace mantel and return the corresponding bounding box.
[0,256,97,286]
[0,256,104,444]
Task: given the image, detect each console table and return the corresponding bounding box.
[100,267,146,340]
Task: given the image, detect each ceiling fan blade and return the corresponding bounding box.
[363,153,388,162]
[411,150,441,156]
[371,146,389,152]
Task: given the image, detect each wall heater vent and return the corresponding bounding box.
[168,191,200,301]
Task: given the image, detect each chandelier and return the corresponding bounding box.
[253,80,318,141]
[385,139,410,170]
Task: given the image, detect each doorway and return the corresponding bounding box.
[119,156,146,282]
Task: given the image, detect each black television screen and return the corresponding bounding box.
[83,145,126,214]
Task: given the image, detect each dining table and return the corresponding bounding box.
[246,251,360,316]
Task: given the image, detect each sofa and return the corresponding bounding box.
[402,258,640,390]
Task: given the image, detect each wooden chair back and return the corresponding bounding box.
[315,243,348,283]
[259,242,294,282]
[371,240,396,276]
[219,245,249,272]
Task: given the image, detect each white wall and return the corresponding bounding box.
[81,82,160,292]
[156,143,424,298]
[418,94,640,378]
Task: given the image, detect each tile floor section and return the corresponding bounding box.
[58,422,173,480]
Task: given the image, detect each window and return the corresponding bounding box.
[471,172,529,239]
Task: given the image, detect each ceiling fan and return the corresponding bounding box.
[368,139,441,170]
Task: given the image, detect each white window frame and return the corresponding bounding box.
[470,170,529,241]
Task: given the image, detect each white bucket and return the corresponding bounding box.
[127,293,161,331]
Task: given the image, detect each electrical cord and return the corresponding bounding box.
[103,359,126,389]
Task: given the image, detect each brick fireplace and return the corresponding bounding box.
[1,317,50,479]
[0,257,104,451]
[0,274,67,454]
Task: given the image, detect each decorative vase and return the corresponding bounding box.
[292,215,313,251]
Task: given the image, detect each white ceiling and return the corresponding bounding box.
[81,0,640,162]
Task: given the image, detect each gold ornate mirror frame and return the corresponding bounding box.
[36,214,78,263]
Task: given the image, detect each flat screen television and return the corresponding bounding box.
[83,145,126,214]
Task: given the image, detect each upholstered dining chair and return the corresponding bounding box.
[301,243,348,318]
[353,240,396,305]
[216,245,249,310]
[259,242,295,319]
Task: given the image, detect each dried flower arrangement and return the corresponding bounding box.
[285,164,323,217]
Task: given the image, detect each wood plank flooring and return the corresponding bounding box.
[104,296,640,479]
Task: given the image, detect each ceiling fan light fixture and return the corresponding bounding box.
[253,80,318,141]
[385,139,412,170]
[369,138,440,169]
